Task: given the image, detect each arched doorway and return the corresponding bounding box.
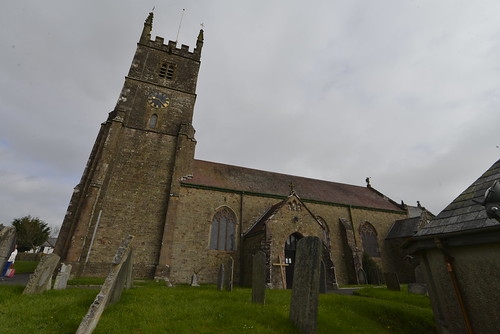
[284,233,303,289]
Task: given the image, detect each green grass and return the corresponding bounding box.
[11,261,38,274]
[0,283,436,333]
[354,286,431,308]
[0,286,96,333]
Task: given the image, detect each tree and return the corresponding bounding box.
[12,216,51,252]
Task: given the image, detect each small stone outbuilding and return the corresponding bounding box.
[407,158,500,334]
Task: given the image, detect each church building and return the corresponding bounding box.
[55,13,418,288]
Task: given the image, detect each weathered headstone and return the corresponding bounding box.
[414,264,426,283]
[217,264,225,291]
[53,263,72,290]
[384,272,401,291]
[190,273,200,287]
[319,261,327,294]
[76,235,134,334]
[290,236,321,334]
[0,226,16,276]
[357,269,367,285]
[252,251,266,304]
[23,253,60,294]
[408,283,427,295]
[369,268,381,285]
[225,258,234,292]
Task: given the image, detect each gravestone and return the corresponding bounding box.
[408,283,427,295]
[53,263,72,290]
[384,272,401,291]
[414,264,426,283]
[0,226,16,276]
[226,258,234,292]
[76,235,134,334]
[368,268,381,285]
[290,236,321,334]
[252,251,266,304]
[357,269,367,285]
[217,264,225,291]
[319,261,327,294]
[190,273,200,287]
[23,253,60,294]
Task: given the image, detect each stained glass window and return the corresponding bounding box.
[209,207,237,251]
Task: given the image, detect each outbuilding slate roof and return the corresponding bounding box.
[415,159,500,237]
[386,216,422,239]
[182,159,405,212]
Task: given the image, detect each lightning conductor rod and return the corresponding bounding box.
[175,8,186,45]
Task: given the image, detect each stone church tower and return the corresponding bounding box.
[55,12,204,277]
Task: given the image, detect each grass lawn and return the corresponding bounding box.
[0,283,436,333]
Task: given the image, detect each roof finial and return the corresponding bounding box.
[289,182,296,195]
[366,177,371,188]
[175,8,186,45]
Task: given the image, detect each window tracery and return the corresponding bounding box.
[209,207,237,251]
[359,222,380,257]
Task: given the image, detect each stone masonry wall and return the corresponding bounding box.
[83,128,177,277]
[167,186,406,285]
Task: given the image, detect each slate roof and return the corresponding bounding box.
[386,217,422,239]
[386,209,434,239]
[243,200,286,236]
[42,237,58,248]
[182,159,405,212]
[415,159,500,237]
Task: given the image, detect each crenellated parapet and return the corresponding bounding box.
[139,12,203,61]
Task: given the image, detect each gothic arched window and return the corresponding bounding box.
[359,222,380,257]
[149,114,158,129]
[209,207,237,251]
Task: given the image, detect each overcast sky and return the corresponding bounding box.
[1,1,500,231]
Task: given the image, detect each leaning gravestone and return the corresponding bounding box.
[23,253,60,294]
[53,263,72,290]
[0,226,16,275]
[76,235,134,334]
[384,272,401,291]
[290,236,321,334]
[226,258,234,292]
[217,264,225,291]
[252,251,266,304]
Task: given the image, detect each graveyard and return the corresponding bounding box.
[0,235,436,333]
[0,282,434,333]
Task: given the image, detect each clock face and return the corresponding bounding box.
[148,93,170,108]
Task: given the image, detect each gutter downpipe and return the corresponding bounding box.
[434,238,474,334]
[239,191,244,285]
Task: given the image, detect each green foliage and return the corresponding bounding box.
[12,261,38,274]
[12,215,50,252]
[0,284,436,333]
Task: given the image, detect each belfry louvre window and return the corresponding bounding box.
[159,62,176,79]
[209,207,237,251]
